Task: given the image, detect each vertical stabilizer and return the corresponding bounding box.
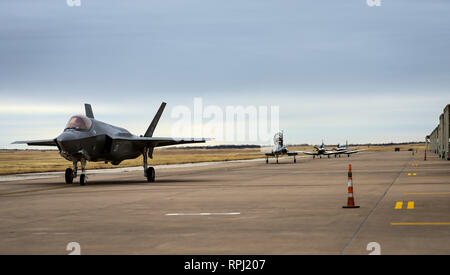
[85,104,94,119]
[145,102,166,137]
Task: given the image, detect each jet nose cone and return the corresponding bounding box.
[57,131,78,143]
[56,130,80,153]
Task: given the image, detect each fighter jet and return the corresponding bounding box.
[12,102,211,185]
[264,131,300,164]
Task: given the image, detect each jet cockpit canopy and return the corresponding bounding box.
[65,115,92,130]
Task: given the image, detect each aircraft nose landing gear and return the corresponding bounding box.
[79,159,87,186]
[80,174,87,186]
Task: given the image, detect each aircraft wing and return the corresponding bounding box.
[117,137,211,148]
[323,150,340,155]
[344,149,367,154]
[298,151,318,156]
[12,139,58,146]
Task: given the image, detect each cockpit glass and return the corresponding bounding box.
[65,115,92,130]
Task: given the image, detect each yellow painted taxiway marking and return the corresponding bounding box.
[394,201,414,209]
[391,222,450,226]
[405,192,450,195]
[394,201,403,209]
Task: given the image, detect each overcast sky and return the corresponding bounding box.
[1,0,449,147]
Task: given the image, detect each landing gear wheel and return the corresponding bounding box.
[146,167,155,182]
[80,174,86,186]
[294,157,296,163]
[65,168,73,184]
[266,158,269,164]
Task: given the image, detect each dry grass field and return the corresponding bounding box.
[0,144,424,175]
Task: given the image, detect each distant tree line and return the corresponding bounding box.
[166,141,425,150]
[2,141,425,151]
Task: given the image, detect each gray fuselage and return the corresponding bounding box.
[57,118,143,165]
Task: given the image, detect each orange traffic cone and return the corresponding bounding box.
[343,164,360,208]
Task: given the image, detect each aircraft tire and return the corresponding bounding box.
[147,167,155,182]
[294,158,296,163]
[65,168,73,184]
[80,174,86,186]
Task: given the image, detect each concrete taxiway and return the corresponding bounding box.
[0,151,449,254]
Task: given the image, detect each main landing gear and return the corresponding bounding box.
[65,159,87,186]
[65,168,74,184]
[266,155,297,164]
[143,148,155,182]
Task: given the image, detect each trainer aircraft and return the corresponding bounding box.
[301,140,366,158]
[331,140,367,157]
[264,131,301,164]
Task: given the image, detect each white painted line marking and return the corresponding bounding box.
[165,212,241,216]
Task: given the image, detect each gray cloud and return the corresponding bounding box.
[1,0,449,146]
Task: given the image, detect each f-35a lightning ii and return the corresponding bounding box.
[13,102,210,185]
